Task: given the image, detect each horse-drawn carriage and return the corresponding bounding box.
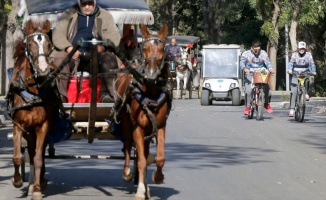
[165,35,200,99]
[6,0,170,199]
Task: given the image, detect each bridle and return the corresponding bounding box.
[141,37,166,72]
[24,30,54,78]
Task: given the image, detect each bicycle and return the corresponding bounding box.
[292,71,310,122]
[248,68,271,121]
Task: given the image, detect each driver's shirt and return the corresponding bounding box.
[166,44,181,57]
[288,52,316,73]
[240,50,272,70]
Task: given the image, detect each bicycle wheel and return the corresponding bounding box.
[297,87,306,122]
[247,91,255,119]
[256,88,264,121]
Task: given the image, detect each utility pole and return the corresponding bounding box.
[285,6,289,91]
[172,0,176,35]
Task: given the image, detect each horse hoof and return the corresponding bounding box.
[123,171,134,183]
[145,186,151,199]
[32,191,42,200]
[41,179,48,191]
[28,184,34,196]
[146,153,155,166]
[11,177,23,188]
[135,194,145,200]
[151,171,164,184]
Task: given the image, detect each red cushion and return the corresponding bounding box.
[67,77,101,103]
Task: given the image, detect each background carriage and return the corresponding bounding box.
[165,35,200,99]
[8,0,156,196]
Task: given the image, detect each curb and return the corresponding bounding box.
[272,101,326,115]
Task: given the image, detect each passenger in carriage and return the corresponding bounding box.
[52,0,121,103]
[119,24,140,62]
[166,37,181,65]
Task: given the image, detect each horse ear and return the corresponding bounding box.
[25,20,34,35]
[140,24,150,38]
[157,24,168,39]
[42,20,51,34]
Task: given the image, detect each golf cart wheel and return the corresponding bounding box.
[231,88,241,106]
[201,90,210,105]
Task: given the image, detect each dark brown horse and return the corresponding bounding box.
[112,24,171,200]
[7,19,58,200]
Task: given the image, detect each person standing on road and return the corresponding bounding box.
[52,0,121,103]
[240,40,275,115]
[287,41,316,117]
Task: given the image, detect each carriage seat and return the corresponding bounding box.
[67,53,101,103]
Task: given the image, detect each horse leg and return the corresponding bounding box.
[25,133,36,196]
[134,127,148,200]
[183,74,188,97]
[121,112,134,182]
[12,126,24,188]
[176,76,180,99]
[152,128,165,184]
[32,126,48,200]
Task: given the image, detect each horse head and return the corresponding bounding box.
[23,19,53,77]
[180,47,189,66]
[140,24,168,82]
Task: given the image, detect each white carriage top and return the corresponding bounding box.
[18,0,154,28]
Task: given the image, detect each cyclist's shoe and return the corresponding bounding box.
[305,94,310,101]
[244,106,251,115]
[289,109,295,117]
[264,103,273,113]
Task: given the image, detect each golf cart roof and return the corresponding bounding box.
[203,44,242,49]
[20,0,154,27]
[166,36,200,47]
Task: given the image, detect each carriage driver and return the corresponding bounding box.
[52,0,121,103]
[166,37,181,65]
[240,40,275,115]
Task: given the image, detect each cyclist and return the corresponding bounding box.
[240,40,275,115]
[288,41,316,117]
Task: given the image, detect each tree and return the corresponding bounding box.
[0,0,13,95]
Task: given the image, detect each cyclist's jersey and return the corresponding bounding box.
[240,49,272,71]
[288,52,316,73]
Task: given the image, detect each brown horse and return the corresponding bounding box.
[7,19,58,200]
[112,24,171,199]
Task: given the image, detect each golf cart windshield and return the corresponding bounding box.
[203,48,240,78]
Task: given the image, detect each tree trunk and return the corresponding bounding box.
[289,3,299,52]
[268,0,280,91]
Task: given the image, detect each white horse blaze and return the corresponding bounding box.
[33,34,48,72]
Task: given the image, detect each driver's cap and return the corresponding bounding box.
[298,41,306,49]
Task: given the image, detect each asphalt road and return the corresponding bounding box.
[1,95,326,200]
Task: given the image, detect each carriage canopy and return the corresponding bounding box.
[166,36,200,48]
[21,0,154,27]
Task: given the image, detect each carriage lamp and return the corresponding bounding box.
[229,83,236,89]
[205,83,211,89]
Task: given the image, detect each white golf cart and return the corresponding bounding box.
[199,44,245,106]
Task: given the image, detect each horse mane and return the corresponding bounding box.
[13,38,26,69]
